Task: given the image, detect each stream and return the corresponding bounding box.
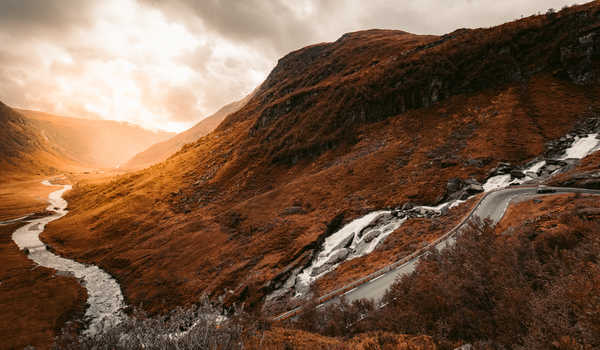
[11,180,124,335]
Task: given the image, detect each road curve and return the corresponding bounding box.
[274,186,600,320]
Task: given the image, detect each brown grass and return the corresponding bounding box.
[41,2,600,315]
[0,178,56,221]
[0,223,86,350]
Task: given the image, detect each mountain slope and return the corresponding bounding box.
[123,96,250,170]
[17,109,174,169]
[0,102,83,180]
[44,2,600,314]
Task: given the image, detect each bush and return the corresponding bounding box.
[54,297,263,350]
[288,212,600,349]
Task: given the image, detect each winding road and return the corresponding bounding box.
[274,185,600,320]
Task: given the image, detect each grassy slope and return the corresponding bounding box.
[0,101,86,182]
[123,96,250,170]
[0,223,86,350]
[18,109,174,169]
[43,3,600,314]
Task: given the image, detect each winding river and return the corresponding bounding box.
[11,180,124,335]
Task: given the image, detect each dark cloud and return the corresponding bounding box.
[0,0,96,37]
[140,0,322,55]
[143,0,576,54]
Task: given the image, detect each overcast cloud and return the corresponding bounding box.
[0,0,577,132]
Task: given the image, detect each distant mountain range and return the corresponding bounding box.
[16,108,174,169]
[123,94,251,170]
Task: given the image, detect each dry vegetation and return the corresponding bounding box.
[0,178,56,221]
[57,296,436,350]
[2,3,600,348]
[289,206,600,349]
[0,223,86,350]
[42,2,600,316]
[57,198,600,349]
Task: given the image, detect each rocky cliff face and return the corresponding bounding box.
[225,7,600,167]
[44,2,600,314]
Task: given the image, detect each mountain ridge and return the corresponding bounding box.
[42,2,600,315]
[17,109,174,169]
[123,95,251,170]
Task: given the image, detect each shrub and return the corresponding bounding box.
[288,212,600,349]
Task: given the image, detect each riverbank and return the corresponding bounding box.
[0,222,87,349]
[12,181,126,335]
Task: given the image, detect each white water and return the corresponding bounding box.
[272,131,600,301]
[285,198,468,297]
[11,180,124,335]
[293,211,406,295]
[559,133,600,159]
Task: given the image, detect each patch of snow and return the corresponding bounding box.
[559,133,600,160]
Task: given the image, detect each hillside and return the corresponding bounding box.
[0,101,83,180]
[18,109,174,169]
[123,96,250,170]
[43,2,600,317]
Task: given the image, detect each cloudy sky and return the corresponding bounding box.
[0,0,577,132]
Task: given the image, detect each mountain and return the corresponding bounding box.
[17,109,174,169]
[0,101,83,180]
[123,96,250,170]
[43,2,600,316]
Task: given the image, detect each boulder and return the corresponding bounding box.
[324,248,349,265]
[401,202,414,210]
[464,183,484,194]
[546,159,568,166]
[332,233,355,251]
[488,162,513,176]
[446,178,464,193]
[372,212,395,225]
[362,229,381,243]
[510,169,526,179]
[464,178,481,186]
[360,213,395,236]
[464,157,491,168]
[543,164,563,174]
[281,206,306,216]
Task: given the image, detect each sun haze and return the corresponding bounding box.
[0,0,575,132]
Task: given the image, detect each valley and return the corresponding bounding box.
[1,2,600,349]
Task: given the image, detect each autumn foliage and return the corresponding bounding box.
[291,211,600,349]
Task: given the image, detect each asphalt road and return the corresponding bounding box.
[275,186,600,319]
[340,186,600,304]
